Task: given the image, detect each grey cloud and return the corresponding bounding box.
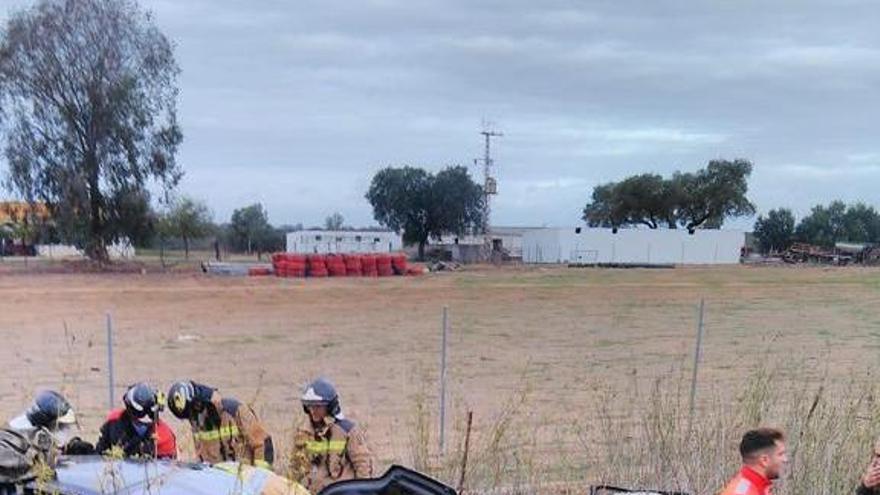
[2,0,880,228]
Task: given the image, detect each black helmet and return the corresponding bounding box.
[25,390,76,429]
[123,383,162,422]
[301,378,341,417]
[167,381,215,419]
[167,381,195,419]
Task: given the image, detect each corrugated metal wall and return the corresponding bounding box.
[522,228,745,264]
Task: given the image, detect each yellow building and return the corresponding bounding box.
[0,201,51,226]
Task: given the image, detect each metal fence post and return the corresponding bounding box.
[440,306,449,455]
[107,313,115,409]
[688,299,706,432]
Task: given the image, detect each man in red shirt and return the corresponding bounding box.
[95,383,177,459]
[719,428,788,495]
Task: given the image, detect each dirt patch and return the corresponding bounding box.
[1,265,879,470]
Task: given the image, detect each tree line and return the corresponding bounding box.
[753,202,880,254]
[0,197,289,259]
[581,157,880,254]
[0,188,377,260]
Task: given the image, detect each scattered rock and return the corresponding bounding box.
[427,261,461,272]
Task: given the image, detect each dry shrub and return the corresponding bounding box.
[404,358,880,495]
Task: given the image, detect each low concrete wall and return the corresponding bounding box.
[37,242,136,259]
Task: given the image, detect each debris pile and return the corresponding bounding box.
[781,242,880,266]
[427,260,461,272]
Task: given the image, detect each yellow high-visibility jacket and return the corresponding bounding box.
[189,391,273,468]
[290,417,372,492]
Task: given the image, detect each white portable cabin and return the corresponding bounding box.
[522,228,745,265]
[286,230,403,254]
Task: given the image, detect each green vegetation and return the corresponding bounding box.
[366,165,484,260]
[583,159,755,233]
[407,359,879,495]
[0,0,181,261]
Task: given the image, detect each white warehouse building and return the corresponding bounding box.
[286,230,403,254]
[523,228,745,265]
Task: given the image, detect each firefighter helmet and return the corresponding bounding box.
[167,381,196,419]
[123,383,161,422]
[14,390,77,430]
[300,378,341,417]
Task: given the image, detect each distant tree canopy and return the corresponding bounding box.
[160,197,213,259]
[228,203,282,255]
[324,212,345,231]
[750,201,880,253]
[115,190,159,248]
[753,208,795,254]
[794,201,880,248]
[366,165,484,259]
[582,159,756,233]
[0,0,182,261]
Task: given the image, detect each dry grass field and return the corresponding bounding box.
[1,262,880,493]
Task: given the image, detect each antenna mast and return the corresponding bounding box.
[476,122,502,261]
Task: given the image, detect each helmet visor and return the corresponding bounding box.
[57,408,77,425]
[301,387,329,405]
[9,414,32,430]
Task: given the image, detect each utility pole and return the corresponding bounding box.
[475,123,501,261]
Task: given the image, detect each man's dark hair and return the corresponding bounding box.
[740,428,785,460]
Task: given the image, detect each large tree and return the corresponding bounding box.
[583,174,678,229]
[675,159,755,232]
[366,165,484,260]
[753,208,796,254]
[0,0,182,261]
[582,159,755,232]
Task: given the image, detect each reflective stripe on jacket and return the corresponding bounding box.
[290,417,373,492]
[190,392,273,468]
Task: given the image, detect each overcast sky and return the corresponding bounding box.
[2,0,879,228]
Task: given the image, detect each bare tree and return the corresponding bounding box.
[324,212,345,231]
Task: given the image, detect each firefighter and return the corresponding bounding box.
[290,378,373,492]
[167,380,274,468]
[95,383,177,459]
[856,438,880,494]
[8,390,94,455]
[719,428,788,495]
